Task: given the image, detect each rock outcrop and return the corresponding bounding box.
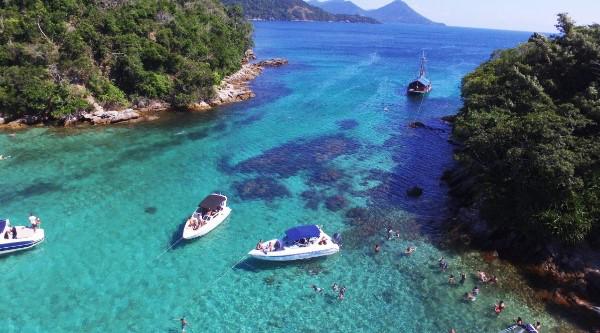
[206,58,288,108]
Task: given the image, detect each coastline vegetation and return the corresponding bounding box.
[0,0,252,122]
[454,15,600,244]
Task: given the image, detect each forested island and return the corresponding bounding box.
[0,0,254,125]
[449,14,600,320]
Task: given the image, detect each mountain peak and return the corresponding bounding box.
[312,0,442,25]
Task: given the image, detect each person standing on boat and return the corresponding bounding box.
[29,213,40,232]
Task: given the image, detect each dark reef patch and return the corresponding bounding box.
[117,137,184,162]
[309,167,346,185]
[234,134,360,178]
[325,195,348,212]
[144,206,157,214]
[301,190,321,210]
[234,112,264,126]
[234,177,290,202]
[186,129,209,141]
[337,119,359,130]
[0,181,64,204]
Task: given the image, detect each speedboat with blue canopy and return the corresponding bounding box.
[182,193,231,240]
[0,218,45,255]
[248,225,341,261]
[500,323,539,333]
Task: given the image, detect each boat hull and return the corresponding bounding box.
[0,228,45,255]
[407,86,432,95]
[248,244,339,261]
[182,207,231,240]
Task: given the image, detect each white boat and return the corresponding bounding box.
[248,225,341,261]
[0,218,45,255]
[182,194,231,240]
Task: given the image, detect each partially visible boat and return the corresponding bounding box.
[0,218,45,255]
[248,225,340,261]
[407,51,432,95]
[182,194,231,240]
[500,324,539,333]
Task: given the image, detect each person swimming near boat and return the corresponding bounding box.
[311,285,324,293]
[332,283,340,292]
[516,317,523,325]
[448,274,456,285]
[386,227,394,240]
[438,257,448,271]
[464,292,476,302]
[338,286,347,300]
[405,246,416,255]
[449,329,456,333]
[0,154,11,160]
[534,321,541,330]
[494,300,505,314]
[460,272,466,284]
[374,244,381,253]
[180,317,187,333]
[472,286,480,296]
[488,275,498,284]
[477,270,488,283]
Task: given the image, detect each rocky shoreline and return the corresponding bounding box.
[0,52,288,129]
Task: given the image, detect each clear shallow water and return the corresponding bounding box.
[0,22,581,332]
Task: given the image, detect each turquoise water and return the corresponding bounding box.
[0,22,581,332]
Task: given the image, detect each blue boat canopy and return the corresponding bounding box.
[285,225,320,242]
[0,219,6,233]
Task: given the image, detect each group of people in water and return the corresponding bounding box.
[2,213,41,240]
[311,282,347,300]
[379,227,543,332]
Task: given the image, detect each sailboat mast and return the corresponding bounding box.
[419,51,426,78]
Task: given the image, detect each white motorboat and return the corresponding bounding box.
[248,225,341,261]
[0,218,45,255]
[182,194,231,240]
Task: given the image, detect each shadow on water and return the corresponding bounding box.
[168,218,189,250]
[235,256,332,274]
[0,181,64,206]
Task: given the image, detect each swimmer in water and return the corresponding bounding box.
[180,317,187,333]
[405,246,416,255]
[311,285,323,293]
[464,292,476,302]
[331,283,340,292]
[472,286,480,296]
[338,286,346,300]
[494,300,505,315]
[460,272,466,284]
[448,274,456,285]
[374,244,381,253]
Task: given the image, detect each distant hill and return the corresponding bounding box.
[222,0,379,23]
[311,0,443,25]
[307,0,367,16]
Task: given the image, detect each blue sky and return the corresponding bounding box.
[335,0,600,32]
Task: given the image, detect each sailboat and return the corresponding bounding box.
[407,51,432,95]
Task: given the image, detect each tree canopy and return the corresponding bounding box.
[454,15,600,244]
[0,0,253,121]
